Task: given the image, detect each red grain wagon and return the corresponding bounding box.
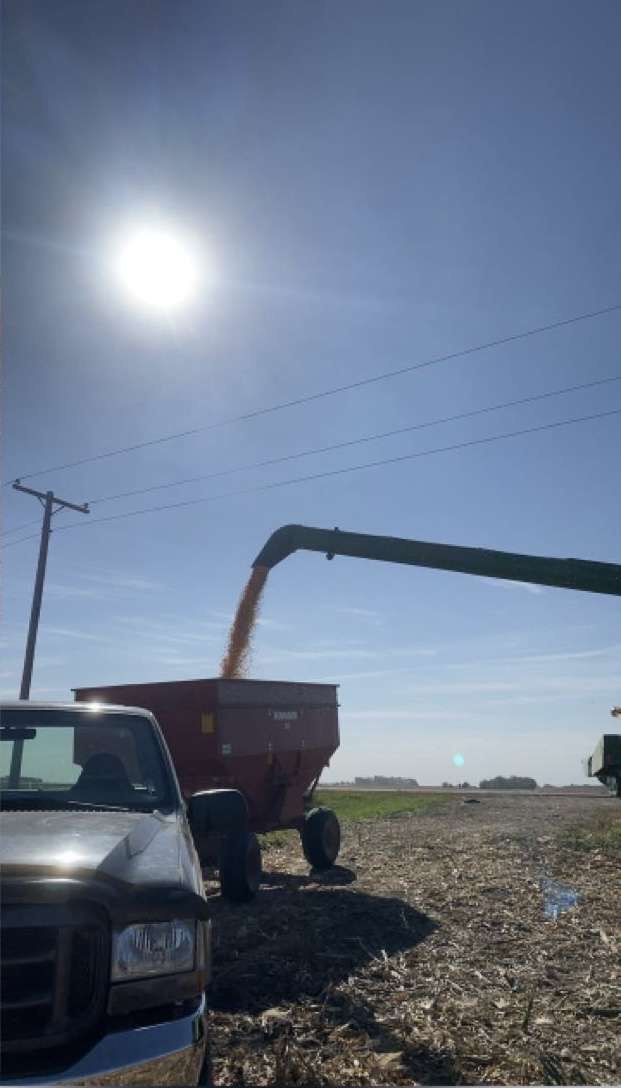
[73,678,341,900]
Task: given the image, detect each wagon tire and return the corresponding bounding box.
[219,831,262,902]
[301,807,340,869]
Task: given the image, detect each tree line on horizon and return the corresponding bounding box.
[323,774,604,789]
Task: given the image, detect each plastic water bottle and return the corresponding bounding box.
[540,877,579,920]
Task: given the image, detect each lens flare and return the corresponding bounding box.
[452,753,465,767]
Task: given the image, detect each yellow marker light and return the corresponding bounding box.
[201,713,215,735]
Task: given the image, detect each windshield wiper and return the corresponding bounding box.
[0,795,133,812]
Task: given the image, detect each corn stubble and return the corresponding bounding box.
[208,795,620,1086]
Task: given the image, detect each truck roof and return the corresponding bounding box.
[1,699,154,716]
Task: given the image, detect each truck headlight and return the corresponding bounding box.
[111,919,196,981]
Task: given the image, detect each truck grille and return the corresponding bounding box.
[1,906,108,1053]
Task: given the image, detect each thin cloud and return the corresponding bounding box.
[32,573,162,600]
[46,627,114,643]
[481,675,619,699]
[311,638,369,649]
[151,656,219,668]
[148,632,220,648]
[342,709,474,721]
[310,666,432,682]
[261,645,435,664]
[442,644,621,670]
[32,687,72,697]
[262,648,381,662]
[0,686,69,700]
[117,616,226,639]
[45,582,103,600]
[480,577,545,596]
[79,571,161,593]
[255,617,293,631]
[59,570,159,596]
[413,680,519,695]
[504,644,621,664]
[332,605,383,619]
[2,653,70,669]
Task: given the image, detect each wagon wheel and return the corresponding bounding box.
[219,830,262,902]
[301,807,341,869]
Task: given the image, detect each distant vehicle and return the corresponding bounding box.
[584,711,621,797]
[0,700,246,1086]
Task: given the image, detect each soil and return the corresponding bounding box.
[206,794,620,1086]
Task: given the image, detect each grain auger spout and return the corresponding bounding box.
[252,524,621,596]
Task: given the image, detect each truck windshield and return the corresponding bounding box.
[0,708,174,811]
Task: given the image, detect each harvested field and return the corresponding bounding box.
[207,794,621,1086]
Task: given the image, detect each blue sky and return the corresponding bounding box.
[3,0,620,785]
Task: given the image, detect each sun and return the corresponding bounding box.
[114,224,202,313]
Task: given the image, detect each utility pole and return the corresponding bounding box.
[13,481,90,698]
[9,481,89,786]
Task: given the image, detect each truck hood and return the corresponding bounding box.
[0,808,184,889]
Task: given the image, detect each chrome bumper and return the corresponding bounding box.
[3,997,208,1087]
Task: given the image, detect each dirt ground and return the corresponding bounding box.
[206,795,620,1086]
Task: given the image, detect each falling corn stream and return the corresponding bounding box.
[220,565,269,678]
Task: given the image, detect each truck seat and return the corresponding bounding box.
[72,753,133,801]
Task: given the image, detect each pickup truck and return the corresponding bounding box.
[0,700,245,1086]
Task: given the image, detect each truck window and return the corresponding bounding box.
[0,709,174,811]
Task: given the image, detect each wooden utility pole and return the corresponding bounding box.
[13,481,90,699]
[8,483,89,783]
[9,481,89,786]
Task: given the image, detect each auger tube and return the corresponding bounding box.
[252,524,621,596]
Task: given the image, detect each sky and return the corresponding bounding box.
[2,0,620,786]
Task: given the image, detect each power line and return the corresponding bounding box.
[3,405,617,548]
[2,533,41,548]
[86,373,621,506]
[4,301,620,486]
[0,517,42,538]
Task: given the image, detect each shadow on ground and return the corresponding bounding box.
[320,992,466,1085]
[260,864,357,888]
[209,867,437,1015]
[207,870,463,1083]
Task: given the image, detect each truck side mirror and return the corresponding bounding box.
[188,788,248,837]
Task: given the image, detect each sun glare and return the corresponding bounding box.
[115,224,202,313]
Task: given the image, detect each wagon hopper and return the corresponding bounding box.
[74,678,340,900]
